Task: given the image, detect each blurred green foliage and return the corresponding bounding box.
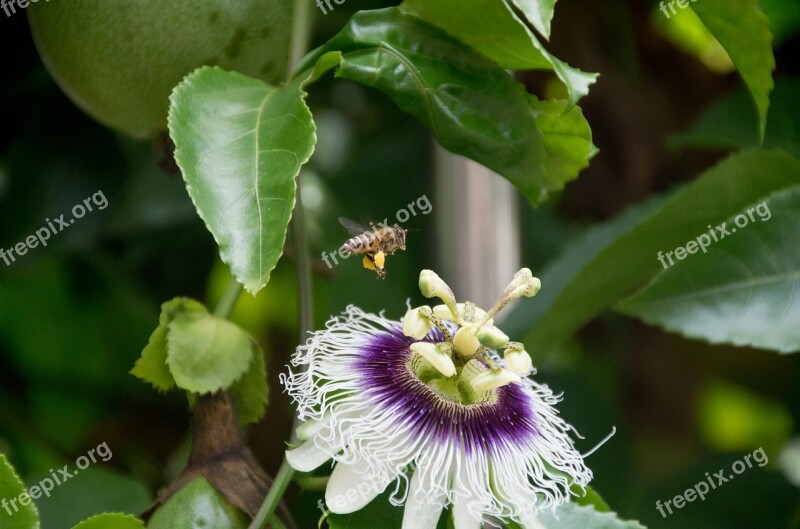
[1,0,799,528]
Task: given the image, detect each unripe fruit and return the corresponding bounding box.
[28,0,293,138]
[147,477,249,529]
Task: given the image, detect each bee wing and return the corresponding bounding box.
[338,216,371,236]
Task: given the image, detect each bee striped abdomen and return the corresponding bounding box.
[342,232,376,253]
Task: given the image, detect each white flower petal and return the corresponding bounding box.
[402,466,447,529]
[452,496,482,529]
[326,458,396,514]
[285,439,336,472]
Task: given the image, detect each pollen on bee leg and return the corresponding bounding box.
[362,256,378,271]
[374,250,386,269]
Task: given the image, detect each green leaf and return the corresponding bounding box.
[229,344,268,424]
[131,298,207,391]
[504,148,800,353]
[651,7,734,74]
[509,0,558,39]
[572,485,610,513]
[531,98,597,189]
[166,307,256,394]
[691,0,775,140]
[617,186,800,353]
[0,453,39,529]
[301,8,594,204]
[169,66,316,294]
[146,478,249,529]
[71,514,145,529]
[399,1,596,107]
[670,78,800,158]
[537,503,646,529]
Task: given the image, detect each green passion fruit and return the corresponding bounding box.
[147,477,250,529]
[28,0,293,138]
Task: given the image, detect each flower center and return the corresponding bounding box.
[402,268,541,395]
[408,352,495,405]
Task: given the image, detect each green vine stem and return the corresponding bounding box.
[249,0,313,528]
[213,279,244,319]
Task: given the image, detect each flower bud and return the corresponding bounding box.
[470,368,521,393]
[410,342,456,377]
[402,307,432,340]
[476,326,509,348]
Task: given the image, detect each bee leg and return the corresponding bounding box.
[362,254,377,271]
[374,251,387,279]
[362,252,387,279]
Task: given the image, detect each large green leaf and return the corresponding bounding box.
[537,503,646,529]
[617,186,800,353]
[169,66,316,294]
[691,0,775,140]
[399,1,596,107]
[71,514,145,529]
[504,148,800,353]
[0,453,39,529]
[300,8,594,204]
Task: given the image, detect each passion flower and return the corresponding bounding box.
[281,269,592,528]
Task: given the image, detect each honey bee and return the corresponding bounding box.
[339,217,407,279]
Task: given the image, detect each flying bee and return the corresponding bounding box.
[339,217,407,279]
